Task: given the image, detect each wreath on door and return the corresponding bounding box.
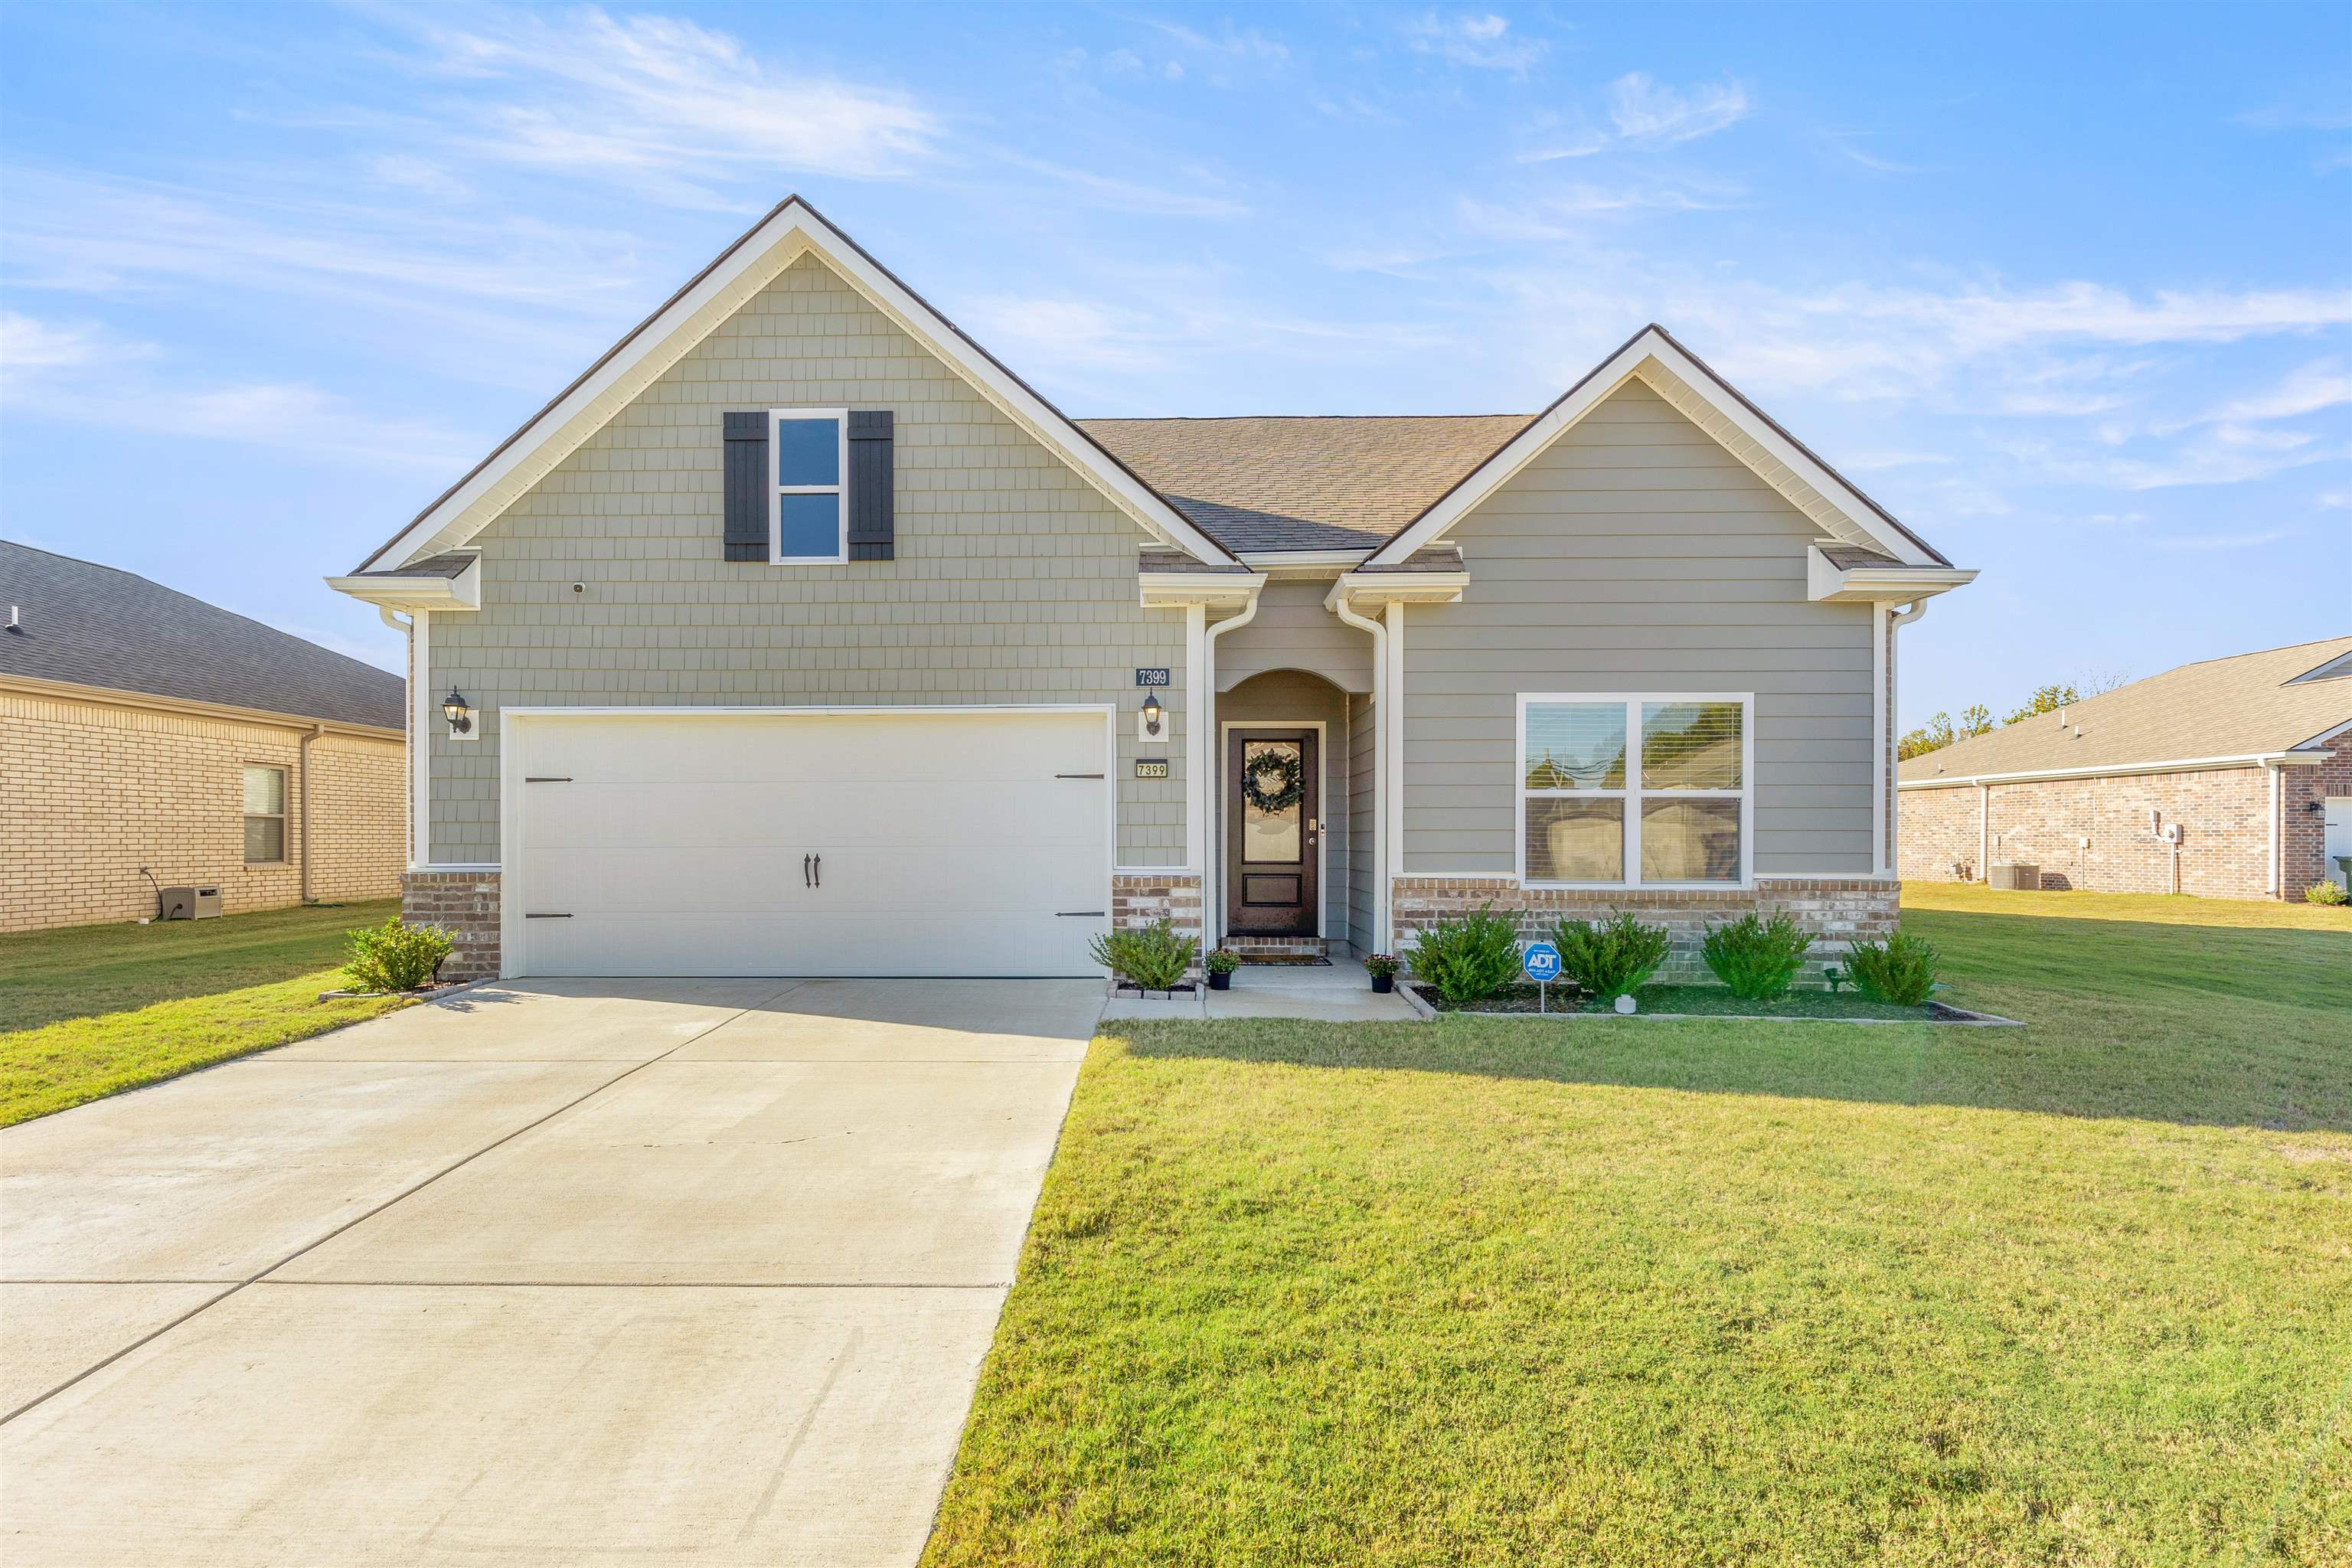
[1241,747,1305,815]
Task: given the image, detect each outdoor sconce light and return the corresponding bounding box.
[442,687,475,737]
[1138,690,1165,743]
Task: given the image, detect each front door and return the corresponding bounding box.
[1226,730,1318,936]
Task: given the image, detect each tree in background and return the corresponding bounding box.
[1899,671,2125,763]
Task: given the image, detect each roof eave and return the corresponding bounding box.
[325,555,482,613]
[1138,571,1266,609]
[1807,550,1979,604]
[1328,568,1470,606]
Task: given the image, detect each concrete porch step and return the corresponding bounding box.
[1217,936,1328,963]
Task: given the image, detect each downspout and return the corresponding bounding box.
[1328,590,1390,950]
[298,722,326,904]
[1883,600,1929,877]
[1977,782,1990,883]
[380,605,423,869]
[2266,760,2282,899]
[1199,593,1261,946]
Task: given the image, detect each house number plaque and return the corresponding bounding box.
[1135,668,1170,687]
[1134,760,1171,779]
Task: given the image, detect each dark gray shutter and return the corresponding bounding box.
[847,410,894,562]
[722,412,767,562]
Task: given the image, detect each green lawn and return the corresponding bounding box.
[0,900,409,1127]
[926,884,2352,1566]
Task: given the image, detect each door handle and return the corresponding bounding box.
[803,854,812,889]
[813,854,822,889]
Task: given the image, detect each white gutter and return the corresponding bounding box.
[1901,751,2323,790]
[1327,587,1391,951]
[299,723,326,904]
[1198,593,1263,942]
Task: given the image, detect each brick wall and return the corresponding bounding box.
[1,685,406,933]
[401,869,501,981]
[1112,871,1203,981]
[1898,750,2348,900]
[1392,875,1897,983]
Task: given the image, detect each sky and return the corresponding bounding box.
[2,2,2346,727]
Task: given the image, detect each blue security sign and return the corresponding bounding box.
[1521,942,1561,984]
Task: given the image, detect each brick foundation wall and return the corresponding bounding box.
[1392,876,1898,983]
[1111,871,1203,981]
[2,684,406,933]
[402,869,502,981]
[1899,749,2350,900]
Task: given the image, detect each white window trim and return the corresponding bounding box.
[243,762,290,867]
[1515,692,1755,890]
[769,407,850,565]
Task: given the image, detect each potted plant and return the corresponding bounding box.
[1364,953,1400,993]
[1205,948,1240,989]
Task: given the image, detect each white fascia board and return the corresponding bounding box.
[1237,548,1370,572]
[1327,569,1468,606]
[325,555,481,612]
[1139,572,1264,609]
[1808,548,1978,603]
[1898,751,2323,789]
[1367,325,1943,570]
[358,197,1239,573]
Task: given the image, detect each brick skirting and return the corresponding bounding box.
[1391,876,1899,982]
[402,869,501,982]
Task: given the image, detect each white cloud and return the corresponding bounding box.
[2149,528,2288,551]
[0,310,150,373]
[1001,155,1247,219]
[1403,13,1547,74]
[366,155,474,201]
[2178,359,2352,426]
[1607,73,1750,145]
[397,6,938,203]
[1459,184,1739,238]
[1138,18,1289,63]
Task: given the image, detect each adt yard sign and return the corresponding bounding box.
[1521,942,1561,984]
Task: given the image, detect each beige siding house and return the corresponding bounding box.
[2,543,407,933]
[331,198,1974,982]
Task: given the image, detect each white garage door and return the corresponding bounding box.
[504,709,1112,978]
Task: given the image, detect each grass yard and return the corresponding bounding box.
[926,885,2352,1566]
[0,900,408,1127]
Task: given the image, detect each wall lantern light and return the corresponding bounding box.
[442,687,475,737]
[1139,691,1165,743]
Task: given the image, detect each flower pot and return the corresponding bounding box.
[1370,973,1394,993]
[1208,971,1232,990]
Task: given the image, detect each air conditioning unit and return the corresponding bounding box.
[1986,862,2040,892]
[159,885,224,920]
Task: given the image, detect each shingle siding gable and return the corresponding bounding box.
[427,253,1187,865]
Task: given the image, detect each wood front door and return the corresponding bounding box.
[1226,730,1318,937]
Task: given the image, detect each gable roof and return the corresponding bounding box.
[1366,324,1952,570]
[353,196,1241,573]
[1898,635,2352,785]
[1080,415,1527,552]
[1,541,405,730]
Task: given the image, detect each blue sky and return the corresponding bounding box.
[2,2,2346,725]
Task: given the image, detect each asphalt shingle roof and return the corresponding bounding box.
[1897,635,2352,783]
[0,541,407,730]
[1079,415,1529,553]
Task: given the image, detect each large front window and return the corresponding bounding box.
[769,409,848,563]
[1519,695,1748,885]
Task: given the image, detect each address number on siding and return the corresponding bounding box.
[1135,760,1171,779]
[1135,668,1171,687]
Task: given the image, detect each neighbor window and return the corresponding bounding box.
[243,764,287,865]
[770,409,848,563]
[1520,695,1748,885]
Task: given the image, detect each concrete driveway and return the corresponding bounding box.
[1,977,1101,1566]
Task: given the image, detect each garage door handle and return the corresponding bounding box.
[524,776,572,783]
[524,912,572,919]
[803,854,812,889]
[1056,910,1106,917]
[1055,773,1104,779]
[813,854,821,889]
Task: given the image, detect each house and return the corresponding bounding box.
[1899,637,2352,900]
[1,541,407,933]
[327,198,1975,983]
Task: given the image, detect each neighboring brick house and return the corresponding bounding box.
[0,542,407,933]
[1898,637,2352,900]
[328,197,1976,983]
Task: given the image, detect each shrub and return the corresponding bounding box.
[1204,947,1241,975]
[2305,880,2349,906]
[1700,911,1812,1000]
[1407,904,1521,1004]
[343,918,454,993]
[1550,912,1671,1003]
[1363,952,1400,979]
[1841,930,1940,1006]
[1090,920,1198,989]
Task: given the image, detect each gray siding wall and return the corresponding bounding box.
[423,254,1188,866]
[1215,578,1373,693]
[1348,690,1376,954]
[1218,669,1351,945]
[1401,377,1877,877]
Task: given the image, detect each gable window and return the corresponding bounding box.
[770,408,848,564]
[243,764,288,865]
[1518,694,1750,887]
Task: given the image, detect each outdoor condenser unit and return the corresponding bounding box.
[159,885,224,920]
[1985,862,2040,892]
